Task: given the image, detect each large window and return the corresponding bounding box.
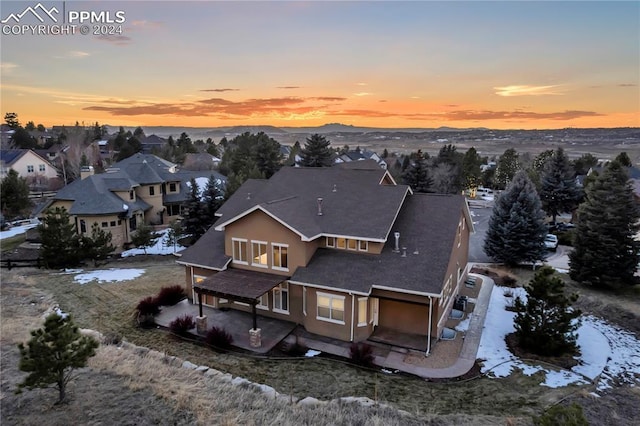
[273,283,289,314]
[272,243,288,271]
[251,241,268,267]
[232,238,248,264]
[256,294,268,310]
[317,292,345,324]
[358,297,368,326]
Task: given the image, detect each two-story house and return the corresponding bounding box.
[178,161,473,351]
[45,153,225,251]
[0,149,59,189]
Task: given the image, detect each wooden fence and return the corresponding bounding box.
[0,258,43,270]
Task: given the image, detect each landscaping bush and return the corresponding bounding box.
[534,403,588,426]
[169,314,196,336]
[136,296,161,316]
[349,342,375,367]
[556,229,575,247]
[155,285,186,306]
[205,326,233,349]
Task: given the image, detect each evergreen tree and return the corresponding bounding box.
[39,207,83,268]
[513,266,581,357]
[182,177,207,239]
[253,133,282,178]
[164,220,184,253]
[614,152,632,167]
[84,223,115,266]
[130,223,159,254]
[1,169,32,220]
[401,150,433,193]
[494,148,520,190]
[202,175,223,223]
[569,161,640,290]
[484,170,548,266]
[461,147,483,191]
[17,312,99,404]
[539,148,582,224]
[299,134,334,167]
[4,112,20,128]
[572,153,598,176]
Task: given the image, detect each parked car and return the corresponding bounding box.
[544,234,559,251]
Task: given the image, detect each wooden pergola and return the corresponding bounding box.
[193,269,287,330]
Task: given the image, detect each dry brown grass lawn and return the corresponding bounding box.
[2,257,639,425]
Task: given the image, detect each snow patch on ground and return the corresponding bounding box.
[477,285,640,392]
[186,177,211,200]
[121,228,186,257]
[455,317,471,332]
[0,222,38,240]
[74,268,145,285]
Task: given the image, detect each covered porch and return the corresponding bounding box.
[155,299,297,354]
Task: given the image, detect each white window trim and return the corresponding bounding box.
[326,237,335,248]
[316,291,346,325]
[232,238,248,265]
[271,243,289,272]
[272,283,289,315]
[257,294,269,310]
[251,240,269,268]
[357,297,368,326]
[358,240,368,252]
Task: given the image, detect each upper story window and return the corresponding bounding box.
[272,243,288,271]
[317,292,345,324]
[169,183,177,192]
[79,220,86,234]
[232,238,248,264]
[27,165,34,173]
[39,164,46,172]
[129,190,135,200]
[149,186,155,196]
[251,241,268,268]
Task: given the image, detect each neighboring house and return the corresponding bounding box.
[140,134,167,154]
[44,153,225,251]
[182,153,221,171]
[178,162,473,352]
[335,149,387,169]
[0,149,59,190]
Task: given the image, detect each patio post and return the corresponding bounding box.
[252,303,257,330]
[198,291,203,318]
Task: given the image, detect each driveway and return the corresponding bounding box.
[468,203,493,263]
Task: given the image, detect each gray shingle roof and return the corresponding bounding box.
[291,193,468,295]
[215,166,408,241]
[177,229,231,270]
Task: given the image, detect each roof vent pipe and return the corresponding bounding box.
[247,192,251,200]
[332,184,337,192]
[402,247,407,257]
[393,232,400,253]
[317,197,323,216]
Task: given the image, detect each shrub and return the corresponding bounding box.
[136,296,160,316]
[156,285,186,306]
[169,314,195,336]
[556,229,575,246]
[205,326,233,349]
[349,342,375,367]
[534,403,588,426]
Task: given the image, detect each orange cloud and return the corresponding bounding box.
[200,88,239,92]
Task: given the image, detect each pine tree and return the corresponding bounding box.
[461,147,483,191]
[539,148,582,224]
[130,223,159,254]
[84,223,115,266]
[299,134,334,167]
[202,175,224,228]
[401,150,433,193]
[514,266,581,357]
[1,169,32,220]
[182,177,207,239]
[484,170,548,266]
[569,161,640,290]
[164,220,184,253]
[17,313,99,404]
[494,148,520,190]
[39,207,83,268]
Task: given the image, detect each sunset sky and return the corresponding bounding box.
[1,1,638,129]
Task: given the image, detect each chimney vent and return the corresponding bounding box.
[401,247,407,257]
[393,232,400,253]
[317,197,323,216]
[247,192,251,200]
[332,184,337,192]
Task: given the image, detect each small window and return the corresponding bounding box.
[272,244,288,271]
[169,183,177,192]
[149,186,155,196]
[317,292,345,324]
[27,165,34,173]
[347,239,357,250]
[129,190,134,200]
[117,220,122,225]
[359,240,368,251]
[39,164,46,172]
[257,294,268,310]
[336,238,346,249]
[251,241,268,267]
[232,239,248,264]
[358,297,368,326]
[101,222,108,228]
[110,221,116,227]
[80,220,87,233]
[326,237,335,248]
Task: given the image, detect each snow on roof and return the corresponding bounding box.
[186,177,211,201]
[478,285,640,392]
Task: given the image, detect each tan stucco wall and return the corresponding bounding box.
[224,210,318,276]
[136,184,165,225]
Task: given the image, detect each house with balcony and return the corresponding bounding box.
[177,161,473,351]
[44,153,225,251]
